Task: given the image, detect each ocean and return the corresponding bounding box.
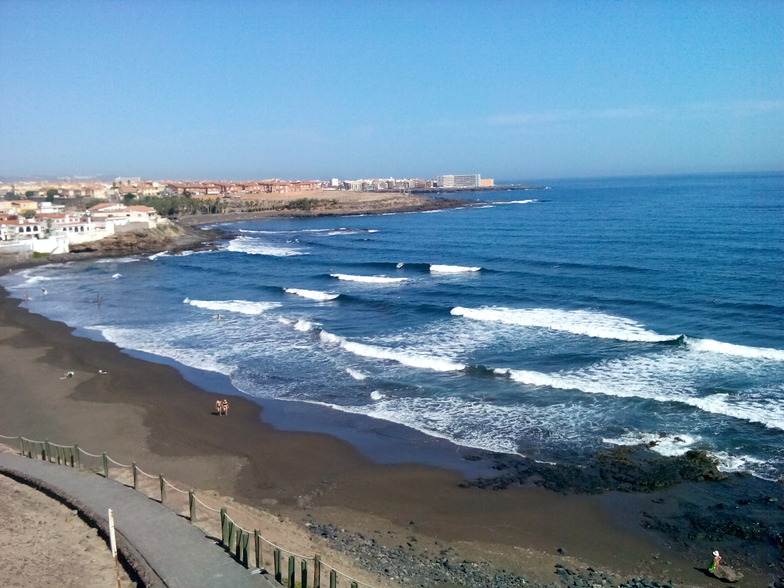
[4,173,783,483]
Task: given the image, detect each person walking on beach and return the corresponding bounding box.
[708,550,721,571]
[215,399,222,415]
[221,399,229,416]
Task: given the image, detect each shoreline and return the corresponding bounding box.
[0,198,780,586]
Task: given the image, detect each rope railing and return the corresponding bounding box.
[1,433,380,588]
[106,455,133,468]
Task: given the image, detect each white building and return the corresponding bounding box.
[437,174,481,188]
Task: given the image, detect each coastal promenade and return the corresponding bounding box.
[0,452,277,588]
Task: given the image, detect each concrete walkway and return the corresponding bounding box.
[0,452,278,588]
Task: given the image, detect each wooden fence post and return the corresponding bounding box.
[159,474,166,503]
[132,462,138,490]
[301,559,308,588]
[44,439,50,461]
[288,555,295,587]
[102,452,109,478]
[329,569,337,588]
[74,444,81,469]
[17,435,23,455]
[227,521,236,553]
[273,548,281,583]
[314,554,321,588]
[189,490,196,522]
[220,508,228,546]
[254,529,261,569]
[239,531,249,568]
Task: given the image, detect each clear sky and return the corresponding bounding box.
[1,1,782,181]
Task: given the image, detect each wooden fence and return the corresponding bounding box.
[1,433,371,588]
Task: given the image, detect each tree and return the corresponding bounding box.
[123,192,137,204]
[25,190,37,198]
[46,189,58,203]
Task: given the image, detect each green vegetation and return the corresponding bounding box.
[285,198,335,211]
[32,251,50,259]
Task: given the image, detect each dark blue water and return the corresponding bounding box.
[4,173,783,480]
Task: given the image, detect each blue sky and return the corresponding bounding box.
[1,1,782,181]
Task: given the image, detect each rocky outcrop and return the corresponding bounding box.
[464,445,726,494]
[707,565,744,582]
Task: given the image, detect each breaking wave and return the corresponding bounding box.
[284,288,340,301]
[227,236,306,256]
[430,264,482,274]
[330,273,409,284]
[184,298,281,315]
[451,306,681,342]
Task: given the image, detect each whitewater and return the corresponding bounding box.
[3,173,783,481]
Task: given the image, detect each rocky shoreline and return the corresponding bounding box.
[459,447,783,585]
[307,520,687,588]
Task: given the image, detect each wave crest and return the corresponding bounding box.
[452,306,680,342]
[284,288,340,301]
[430,264,482,274]
[331,273,409,284]
[185,298,281,315]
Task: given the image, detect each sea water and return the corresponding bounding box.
[4,173,783,481]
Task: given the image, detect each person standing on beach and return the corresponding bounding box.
[708,550,721,571]
[222,399,229,416]
[215,399,222,415]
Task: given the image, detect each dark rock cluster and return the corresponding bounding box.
[462,446,726,494]
[307,522,683,588]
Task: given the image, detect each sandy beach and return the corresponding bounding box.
[0,198,779,588]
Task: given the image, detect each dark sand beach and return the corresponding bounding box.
[1,195,780,587]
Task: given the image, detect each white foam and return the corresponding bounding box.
[227,236,306,256]
[17,275,56,286]
[284,288,339,301]
[708,451,771,476]
[452,306,680,342]
[95,257,140,264]
[330,273,409,284]
[304,395,525,455]
[346,368,368,380]
[318,329,465,372]
[430,264,481,274]
[493,199,537,204]
[185,299,281,315]
[293,319,317,331]
[89,325,235,377]
[686,337,784,361]
[370,391,385,400]
[503,353,784,431]
[602,432,700,457]
[111,273,123,279]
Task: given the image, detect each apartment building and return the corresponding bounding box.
[437,174,481,188]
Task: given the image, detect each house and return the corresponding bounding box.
[88,202,158,223]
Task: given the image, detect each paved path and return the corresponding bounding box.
[0,452,278,588]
